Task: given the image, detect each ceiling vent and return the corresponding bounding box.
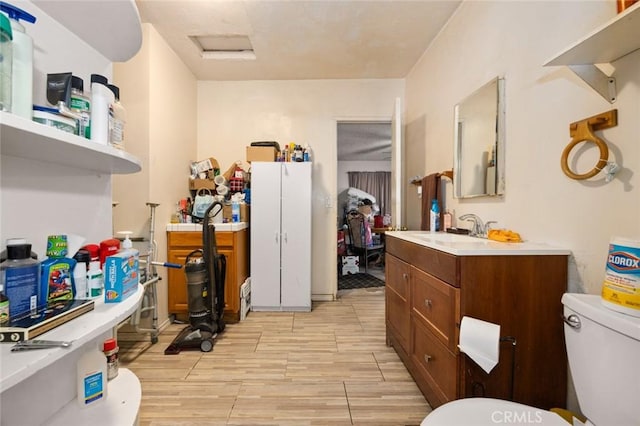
[190,35,256,60]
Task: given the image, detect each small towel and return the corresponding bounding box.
[487,229,523,243]
[421,173,442,231]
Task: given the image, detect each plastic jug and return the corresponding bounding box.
[0,13,12,112]
[0,2,36,119]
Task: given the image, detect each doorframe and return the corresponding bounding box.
[333,116,402,295]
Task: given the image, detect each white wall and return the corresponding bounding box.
[197,80,404,299]
[113,24,197,322]
[405,1,640,297]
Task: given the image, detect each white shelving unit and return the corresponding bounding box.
[0,1,144,425]
[544,4,640,103]
[0,287,144,425]
[0,111,141,174]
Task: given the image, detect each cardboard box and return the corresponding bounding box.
[104,251,139,303]
[188,178,215,191]
[222,203,250,222]
[246,146,277,162]
[193,157,220,175]
[240,278,251,321]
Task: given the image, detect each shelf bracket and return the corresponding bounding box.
[568,64,617,103]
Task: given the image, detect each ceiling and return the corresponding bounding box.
[135,0,461,161]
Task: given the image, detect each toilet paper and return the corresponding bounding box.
[458,316,501,373]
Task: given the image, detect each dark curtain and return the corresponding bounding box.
[347,171,391,216]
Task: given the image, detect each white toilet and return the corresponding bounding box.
[421,293,640,425]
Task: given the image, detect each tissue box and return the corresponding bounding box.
[246,146,277,162]
[104,251,139,303]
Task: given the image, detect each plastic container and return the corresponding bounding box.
[107,84,125,150]
[99,238,120,267]
[87,261,103,298]
[103,338,119,380]
[232,201,240,223]
[73,261,88,299]
[70,76,91,138]
[0,2,35,119]
[41,235,76,304]
[429,199,440,232]
[602,237,640,317]
[0,13,12,112]
[443,210,453,231]
[0,240,39,320]
[77,344,107,407]
[32,105,77,134]
[90,74,114,145]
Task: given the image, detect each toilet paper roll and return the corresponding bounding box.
[214,175,228,186]
[458,316,500,373]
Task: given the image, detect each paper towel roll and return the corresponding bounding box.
[458,316,501,373]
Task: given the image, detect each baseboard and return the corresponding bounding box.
[312,294,336,302]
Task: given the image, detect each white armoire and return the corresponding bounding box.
[250,162,312,311]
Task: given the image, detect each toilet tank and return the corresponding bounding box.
[562,293,640,426]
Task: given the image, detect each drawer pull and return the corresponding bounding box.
[402,273,409,281]
[424,299,433,308]
[424,354,433,363]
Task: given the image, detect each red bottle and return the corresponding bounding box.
[99,239,120,267]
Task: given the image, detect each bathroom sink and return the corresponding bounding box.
[413,233,482,244]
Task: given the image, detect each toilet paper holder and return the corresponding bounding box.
[468,336,517,401]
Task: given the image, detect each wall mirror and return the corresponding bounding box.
[453,77,505,198]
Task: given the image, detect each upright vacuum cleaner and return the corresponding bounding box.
[165,202,226,354]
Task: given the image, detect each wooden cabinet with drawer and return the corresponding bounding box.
[385,234,568,411]
[167,229,248,322]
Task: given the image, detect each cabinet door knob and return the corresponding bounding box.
[424,354,432,363]
[402,273,409,281]
[424,299,433,308]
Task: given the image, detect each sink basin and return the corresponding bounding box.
[413,233,480,244]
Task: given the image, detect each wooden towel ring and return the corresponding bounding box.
[561,110,617,180]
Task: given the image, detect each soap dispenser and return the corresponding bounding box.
[117,231,138,256]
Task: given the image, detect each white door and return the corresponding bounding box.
[280,162,312,310]
[391,97,403,228]
[250,162,282,310]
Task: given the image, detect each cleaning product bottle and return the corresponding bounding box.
[1,239,39,320]
[87,261,103,298]
[0,2,36,119]
[429,199,440,232]
[232,200,240,223]
[70,75,91,139]
[40,235,76,305]
[73,261,88,299]
[89,74,114,145]
[0,13,12,113]
[443,210,453,231]
[77,343,107,407]
[107,84,125,150]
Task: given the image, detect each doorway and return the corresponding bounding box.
[337,121,391,285]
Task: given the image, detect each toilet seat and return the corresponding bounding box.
[421,398,568,426]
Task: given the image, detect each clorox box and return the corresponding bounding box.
[104,250,139,303]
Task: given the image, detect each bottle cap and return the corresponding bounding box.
[103,338,118,352]
[107,84,120,100]
[6,243,31,260]
[91,74,108,85]
[0,2,37,25]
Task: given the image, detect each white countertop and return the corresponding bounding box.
[166,222,249,232]
[386,231,571,256]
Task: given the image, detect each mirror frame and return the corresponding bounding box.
[453,77,505,199]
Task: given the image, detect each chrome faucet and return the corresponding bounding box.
[459,214,497,238]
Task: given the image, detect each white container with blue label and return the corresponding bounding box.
[602,237,640,318]
[77,345,107,407]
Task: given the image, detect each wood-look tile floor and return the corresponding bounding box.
[119,287,431,425]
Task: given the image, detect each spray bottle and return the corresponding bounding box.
[0,2,36,119]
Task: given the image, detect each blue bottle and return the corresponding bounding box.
[429,199,440,232]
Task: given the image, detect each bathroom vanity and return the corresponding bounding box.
[385,231,570,410]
